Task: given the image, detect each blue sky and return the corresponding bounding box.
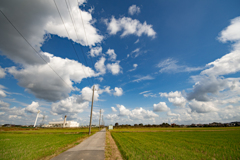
[0,0,240,125]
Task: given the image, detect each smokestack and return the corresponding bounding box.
[63,115,67,128]
[34,110,40,127]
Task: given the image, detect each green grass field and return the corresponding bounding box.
[111,127,240,160]
[0,127,99,160]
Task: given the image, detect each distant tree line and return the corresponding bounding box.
[113,121,240,128]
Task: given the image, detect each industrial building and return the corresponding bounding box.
[43,121,79,128]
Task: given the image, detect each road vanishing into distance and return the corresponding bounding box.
[51,128,106,160]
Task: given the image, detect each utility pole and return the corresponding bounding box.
[89,85,95,135]
[99,109,101,130]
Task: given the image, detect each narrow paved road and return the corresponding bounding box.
[51,128,106,160]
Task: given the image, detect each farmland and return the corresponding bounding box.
[0,127,98,160]
[111,127,240,160]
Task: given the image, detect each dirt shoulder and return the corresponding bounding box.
[105,131,123,160]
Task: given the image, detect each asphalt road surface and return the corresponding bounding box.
[51,128,106,160]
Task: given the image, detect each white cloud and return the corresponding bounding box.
[0,100,10,108]
[129,107,158,120]
[188,100,218,113]
[160,91,182,98]
[95,57,106,75]
[139,90,151,94]
[128,5,140,15]
[0,0,103,65]
[160,91,186,107]
[107,61,122,75]
[0,100,26,117]
[105,16,156,38]
[134,39,139,44]
[158,58,203,73]
[218,16,240,42]
[131,48,141,58]
[167,111,180,116]
[132,75,154,82]
[117,104,131,116]
[106,49,117,61]
[8,52,96,102]
[25,101,39,113]
[51,95,89,116]
[0,67,6,78]
[115,104,158,120]
[153,102,170,112]
[0,85,7,98]
[128,64,138,72]
[51,85,100,116]
[113,87,123,96]
[111,107,117,112]
[89,47,102,57]
[201,49,240,77]
[106,114,118,120]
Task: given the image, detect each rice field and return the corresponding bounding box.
[0,127,99,160]
[111,127,240,160]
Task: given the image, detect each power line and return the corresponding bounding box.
[65,0,94,85]
[0,10,73,90]
[76,0,96,83]
[53,0,93,86]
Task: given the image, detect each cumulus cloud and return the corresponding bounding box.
[25,101,39,113]
[89,47,102,57]
[160,91,187,107]
[51,86,100,116]
[113,87,123,96]
[128,5,140,15]
[106,49,117,61]
[128,64,138,72]
[187,76,230,101]
[51,95,89,115]
[0,85,7,98]
[0,100,26,117]
[132,75,154,82]
[218,16,240,42]
[167,111,180,117]
[111,107,117,112]
[115,104,158,120]
[153,102,170,112]
[105,16,156,38]
[187,17,240,103]
[0,100,10,108]
[117,104,131,116]
[95,57,106,75]
[0,0,103,65]
[107,61,122,75]
[158,58,203,73]
[188,100,218,113]
[8,53,96,102]
[0,67,6,78]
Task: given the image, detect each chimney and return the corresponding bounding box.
[63,115,67,128]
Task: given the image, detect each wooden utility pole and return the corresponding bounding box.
[89,85,95,135]
[99,109,101,130]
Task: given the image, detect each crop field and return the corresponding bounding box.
[111,127,240,160]
[0,127,99,160]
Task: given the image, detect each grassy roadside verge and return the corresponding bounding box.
[105,130,122,160]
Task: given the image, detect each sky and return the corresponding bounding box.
[0,0,240,126]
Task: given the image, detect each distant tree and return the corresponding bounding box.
[139,123,143,126]
[115,123,119,126]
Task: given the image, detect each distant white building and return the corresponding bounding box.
[44,121,79,128]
